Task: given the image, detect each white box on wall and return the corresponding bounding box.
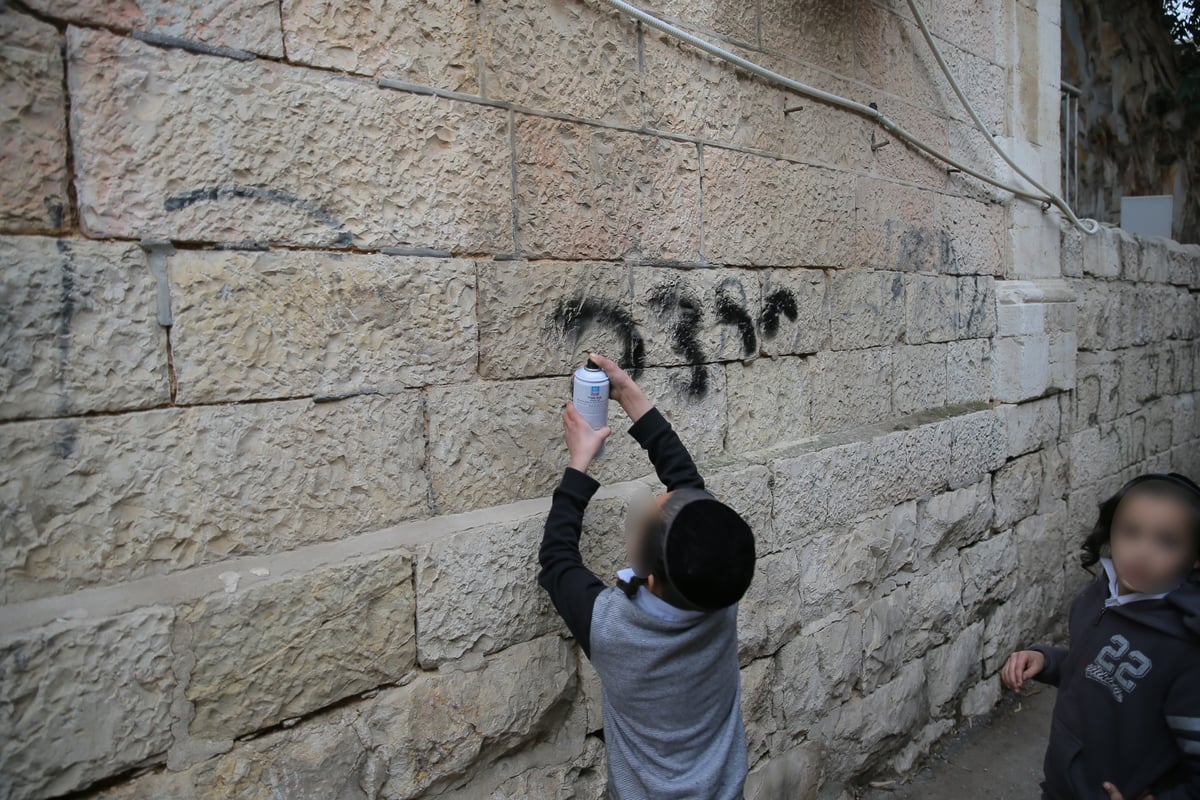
[1120,195,1173,239]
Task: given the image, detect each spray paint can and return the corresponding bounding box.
[572,358,610,458]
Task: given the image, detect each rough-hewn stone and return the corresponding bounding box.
[777,612,863,733]
[809,347,894,433]
[282,0,476,89]
[916,478,995,556]
[29,0,283,56]
[515,117,701,261]
[893,343,949,415]
[68,28,513,252]
[0,9,68,233]
[182,551,416,739]
[412,496,624,665]
[426,368,727,513]
[478,260,631,379]
[482,0,639,125]
[758,268,829,356]
[960,529,1018,611]
[91,635,576,800]
[703,148,855,267]
[0,395,428,601]
[0,608,176,800]
[169,251,477,403]
[0,237,169,420]
[726,357,811,453]
[830,270,905,351]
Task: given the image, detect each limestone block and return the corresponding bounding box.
[68,28,512,252]
[738,549,804,661]
[170,251,477,403]
[759,0,856,73]
[829,270,905,350]
[1164,239,1200,288]
[960,675,1002,717]
[482,0,639,125]
[1155,341,1196,398]
[758,268,830,356]
[929,0,1005,64]
[905,274,996,344]
[450,735,606,800]
[999,395,1064,457]
[850,178,939,273]
[515,117,701,261]
[282,0,476,90]
[915,478,994,557]
[1061,225,1083,278]
[982,584,1053,674]
[1136,236,1172,283]
[91,635,575,800]
[28,0,283,56]
[1048,331,1077,391]
[777,612,863,733]
[704,463,776,554]
[1068,426,1116,487]
[0,9,68,233]
[414,496,625,665]
[867,423,952,508]
[1073,350,1121,430]
[991,333,1050,402]
[992,451,1043,529]
[726,357,811,453]
[703,148,855,267]
[960,530,1018,612]
[426,367,727,514]
[925,621,984,714]
[0,608,176,800]
[935,194,1007,277]
[772,439,872,536]
[946,409,1007,488]
[809,347,894,433]
[1015,512,1066,588]
[744,740,821,800]
[892,718,956,775]
[1079,226,1122,278]
[0,394,428,602]
[947,338,993,405]
[893,343,949,415]
[740,657,782,765]
[642,33,867,170]
[182,551,416,739]
[478,260,632,379]
[799,503,918,619]
[0,237,169,420]
[819,659,928,782]
[641,0,758,42]
[863,559,964,690]
[632,266,763,365]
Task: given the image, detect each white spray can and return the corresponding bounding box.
[572,358,610,458]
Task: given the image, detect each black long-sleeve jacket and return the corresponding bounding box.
[536,407,705,657]
[1031,571,1200,799]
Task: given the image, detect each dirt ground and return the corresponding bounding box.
[858,687,1056,800]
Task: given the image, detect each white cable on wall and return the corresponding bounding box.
[589,0,1100,234]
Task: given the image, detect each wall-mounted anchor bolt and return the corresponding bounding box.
[784,105,804,115]
[870,131,890,152]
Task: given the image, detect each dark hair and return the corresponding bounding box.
[1080,472,1200,569]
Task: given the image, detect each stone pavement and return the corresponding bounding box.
[859,686,1056,799]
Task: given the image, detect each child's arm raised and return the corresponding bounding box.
[588,352,705,492]
[537,402,610,659]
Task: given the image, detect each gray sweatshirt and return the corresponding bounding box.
[590,587,747,799]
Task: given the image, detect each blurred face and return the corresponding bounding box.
[626,491,670,569]
[1109,491,1199,594]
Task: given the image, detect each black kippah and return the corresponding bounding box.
[663,498,756,611]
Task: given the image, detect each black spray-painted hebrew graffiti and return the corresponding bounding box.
[164,185,353,247]
[552,294,647,378]
[549,280,799,401]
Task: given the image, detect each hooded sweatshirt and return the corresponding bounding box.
[537,408,748,800]
[1030,565,1200,799]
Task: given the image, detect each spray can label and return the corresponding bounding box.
[572,364,610,458]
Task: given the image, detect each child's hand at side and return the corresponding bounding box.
[1001,649,1046,693]
[588,352,652,423]
[563,401,611,474]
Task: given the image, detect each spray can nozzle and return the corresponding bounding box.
[585,358,601,370]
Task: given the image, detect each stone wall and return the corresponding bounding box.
[1,0,1198,798]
